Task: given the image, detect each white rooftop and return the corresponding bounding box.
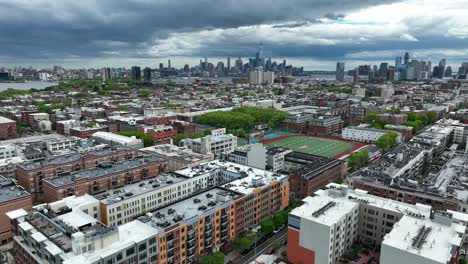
[382,215,464,263]
[57,210,97,229]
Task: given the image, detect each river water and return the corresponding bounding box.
[0,81,58,91]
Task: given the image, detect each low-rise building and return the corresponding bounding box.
[180,133,237,156]
[343,126,402,143]
[307,115,343,136]
[286,152,347,199]
[137,125,177,144]
[0,116,16,140]
[384,124,414,141]
[69,126,108,138]
[266,147,292,172]
[7,196,159,264]
[0,176,32,248]
[377,113,408,125]
[227,143,266,169]
[140,144,213,171]
[42,156,168,202]
[16,146,139,197]
[91,131,144,149]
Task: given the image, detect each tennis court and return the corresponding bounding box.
[265,135,353,158]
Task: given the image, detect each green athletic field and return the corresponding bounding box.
[266,136,353,158]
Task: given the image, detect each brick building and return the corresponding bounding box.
[286,152,347,199]
[377,113,408,125]
[0,116,17,140]
[69,126,108,138]
[0,176,32,248]
[171,120,197,135]
[138,125,177,143]
[16,146,138,198]
[42,156,168,202]
[307,115,343,136]
[384,124,414,141]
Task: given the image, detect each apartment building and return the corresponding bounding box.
[266,147,293,172]
[141,144,213,171]
[342,126,402,143]
[44,137,80,152]
[288,183,467,264]
[0,116,17,140]
[16,146,138,197]
[307,115,343,136]
[7,196,159,264]
[96,173,208,226]
[137,125,177,144]
[0,144,17,159]
[69,126,108,138]
[384,124,413,141]
[138,188,240,264]
[138,161,289,264]
[227,143,266,169]
[0,176,32,248]
[91,131,144,149]
[42,156,168,202]
[286,152,347,199]
[180,133,237,156]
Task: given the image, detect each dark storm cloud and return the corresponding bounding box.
[0,0,402,63]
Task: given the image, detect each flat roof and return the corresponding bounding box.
[175,160,287,195]
[138,187,240,232]
[45,156,164,187]
[96,174,185,205]
[0,116,15,124]
[0,177,31,203]
[383,215,463,263]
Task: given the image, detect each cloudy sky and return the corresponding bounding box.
[1,0,468,70]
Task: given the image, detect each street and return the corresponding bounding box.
[237,228,288,264]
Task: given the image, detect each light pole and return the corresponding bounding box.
[251,225,261,264]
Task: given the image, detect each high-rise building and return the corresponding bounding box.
[379,63,389,80]
[227,57,231,72]
[101,67,111,82]
[336,62,345,81]
[395,56,402,67]
[143,67,152,82]
[287,183,467,264]
[404,52,410,64]
[168,59,171,69]
[131,66,141,81]
[437,59,447,78]
[445,66,452,77]
[159,63,163,70]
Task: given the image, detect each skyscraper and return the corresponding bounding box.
[101,67,111,82]
[404,52,410,65]
[227,57,231,73]
[168,60,171,69]
[131,66,141,81]
[379,63,388,80]
[437,59,447,78]
[336,62,345,81]
[143,67,151,82]
[395,56,402,68]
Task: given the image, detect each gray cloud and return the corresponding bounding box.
[2,0,468,70]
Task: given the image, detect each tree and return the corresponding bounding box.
[234,236,255,251]
[260,219,275,233]
[376,131,399,152]
[427,112,437,124]
[364,112,378,124]
[348,149,369,171]
[407,112,417,122]
[200,252,224,264]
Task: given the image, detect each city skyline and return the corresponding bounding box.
[1,0,468,70]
